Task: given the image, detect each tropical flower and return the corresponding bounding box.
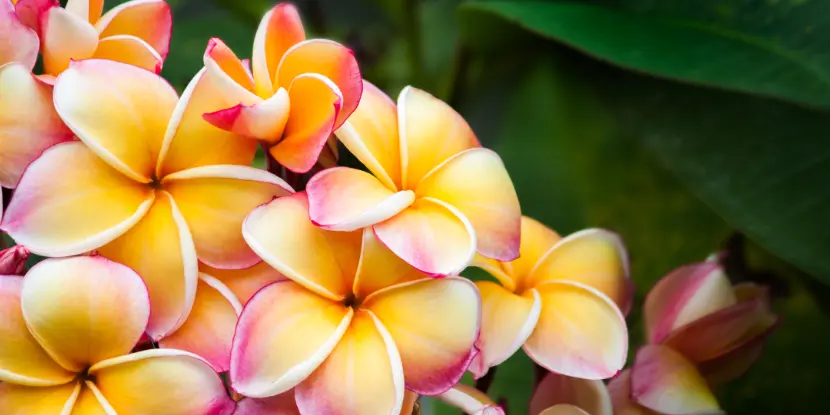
[231,192,481,415]
[0,255,234,415]
[1,0,39,68]
[529,372,612,415]
[1,59,293,340]
[306,81,521,276]
[201,3,362,173]
[469,216,630,379]
[436,384,504,415]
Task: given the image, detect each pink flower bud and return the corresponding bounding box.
[0,245,29,275]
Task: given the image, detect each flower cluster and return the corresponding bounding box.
[0,1,777,414]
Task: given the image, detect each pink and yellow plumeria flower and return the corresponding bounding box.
[1,0,39,67]
[230,192,481,415]
[436,384,505,415]
[470,216,630,379]
[201,3,361,173]
[0,255,235,414]
[306,81,521,276]
[1,59,293,340]
[529,372,612,415]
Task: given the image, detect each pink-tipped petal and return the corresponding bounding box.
[93,34,163,73]
[201,261,286,305]
[235,392,301,415]
[203,37,257,100]
[0,381,80,414]
[251,3,305,98]
[94,0,171,59]
[436,383,503,415]
[230,280,353,398]
[607,370,654,415]
[364,277,480,395]
[307,167,414,231]
[0,0,39,68]
[352,227,428,299]
[530,372,613,415]
[524,281,627,380]
[697,320,776,386]
[12,0,58,34]
[0,245,29,275]
[416,148,520,261]
[40,6,98,75]
[202,88,289,143]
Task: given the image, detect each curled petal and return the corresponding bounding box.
[203,37,257,101]
[530,372,613,415]
[95,0,171,59]
[352,228,427,299]
[0,381,80,414]
[11,0,56,37]
[436,383,504,415]
[697,322,776,386]
[40,6,98,75]
[251,3,305,98]
[0,245,29,275]
[93,34,163,73]
[201,261,286,305]
[202,88,289,143]
[0,0,39,69]
[235,392,300,415]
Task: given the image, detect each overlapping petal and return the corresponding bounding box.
[436,384,504,415]
[352,228,427,299]
[65,0,104,24]
[202,261,286,304]
[251,2,305,98]
[530,373,613,415]
[236,392,301,415]
[71,383,112,415]
[203,37,257,99]
[40,6,98,75]
[540,405,591,415]
[0,0,39,69]
[202,89,290,143]
[507,217,561,283]
[94,0,171,59]
[92,34,163,73]
[0,381,80,414]
[607,371,654,415]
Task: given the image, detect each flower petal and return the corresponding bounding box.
[203,37,257,100]
[0,381,80,414]
[97,191,198,339]
[307,167,414,231]
[697,320,776,386]
[296,310,404,415]
[508,217,561,284]
[163,165,293,270]
[276,39,360,128]
[630,345,723,415]
[1,142,155,257]
[364,277,480,395]
[436,383,503,415]
[242,192,360,301]
[201,261,286,305]
[416,148,520,262]
[540,405,591,415]
[230,280,353,398]
[236,393,300,415]
[530,372,613,415]
[72,382,113,415]
[158,274,241,372]
[644,262,736,344]
[251,2,305,98]
[0,0,39,69]
[202,87,289,143]
[92,34,163,73]
[65,0,104,23]
[90,349,235,415]
[54,59,178,182]
[470,255,516,291]
[373,197,475,277]
[271,73,342,173]
[469,281,540,378]
[21,256,150,372]
[607,370,655,415]
[352,228,428,299]
[398,86,479,189]
[40,6,98,75]
[334,80,400,189]
[0,276,75,386]
[525,229,631,312]
[94,0,171,59]
[0,62,73,188]
[524,281,627,380]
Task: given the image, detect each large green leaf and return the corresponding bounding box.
[461,1,830,110]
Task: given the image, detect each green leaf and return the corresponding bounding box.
[461,0,830,109]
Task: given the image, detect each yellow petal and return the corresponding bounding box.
[506,217,561,285]
[0,0,39,69]
[243,193,360,301]
[416,148,521,261]
[364,277,480,394]
[0,276,75,386]
[530,372,613,415]
[41,7,98,75]
[1,142,155,257]
[65,0,105,24]
[97,191,198,339]
[295,310,404,415]
[230,281,353,398]
[470,255,516,292]
[398,86,479,189]
[21,256,150,372]
[71,382,112,415]
[94,0,171,59]
[203,38,258,102]
[436,384,502,415]
[0,381,80,414]
[92,35,163,73]
[54,59,178,182]
[352,228,428,299]
[251,3,305,98]
[201,261,286,305]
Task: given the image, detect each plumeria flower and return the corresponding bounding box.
[201,3,361,173]
[1,59,293,340]
[436,384,505,415]
[529,372,612,415]
[470,216,630,379]
[306,81,521,276]
[1,0,39,68]
[0,256,234,414]
[231,192,481,415]
[233,390,422,415]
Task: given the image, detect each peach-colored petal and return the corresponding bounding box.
[201,261,286,305]
[607,370,655,415]
[91,349,235,415]
[436,384,503,415]
[54,59,178,182]
[524,229,630,312]
[251,3,305,98]
[373,197,475,276]
[40,6,98,75]
[202,88,289,143]
[296,310,404,415]
[158,274,241,372]
[307,167,414,231]
[352,228,428,299]
[21,256,150,372]
[530,372,613,415]
[95,0,171,59]
[276,39,360,128]
[508,217,561,284]
[93,34,163,73]
[65,0,103,23]
[271,73,342,173]
[163,165,293,270]
[364,277,480,395]
[1,142,155,257]
[235,393,300,415]
[630,345,723,415]
[334,80,400,189]
[230,280,353,398]
[644,263,736,344]
[0,381,80,414]
[203,37,256,99]
[398,86,479,189]
[0,275,75,386]
[242,193,360,301]
[469,281,540,379]
[524,281,627,380]
[72,382,113,415]
[0,62,73,188]
[416,148,520,261]
[470,255,516,291]
[0,0,39,68]
[540,405,591,415]
[97,191,198,339]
